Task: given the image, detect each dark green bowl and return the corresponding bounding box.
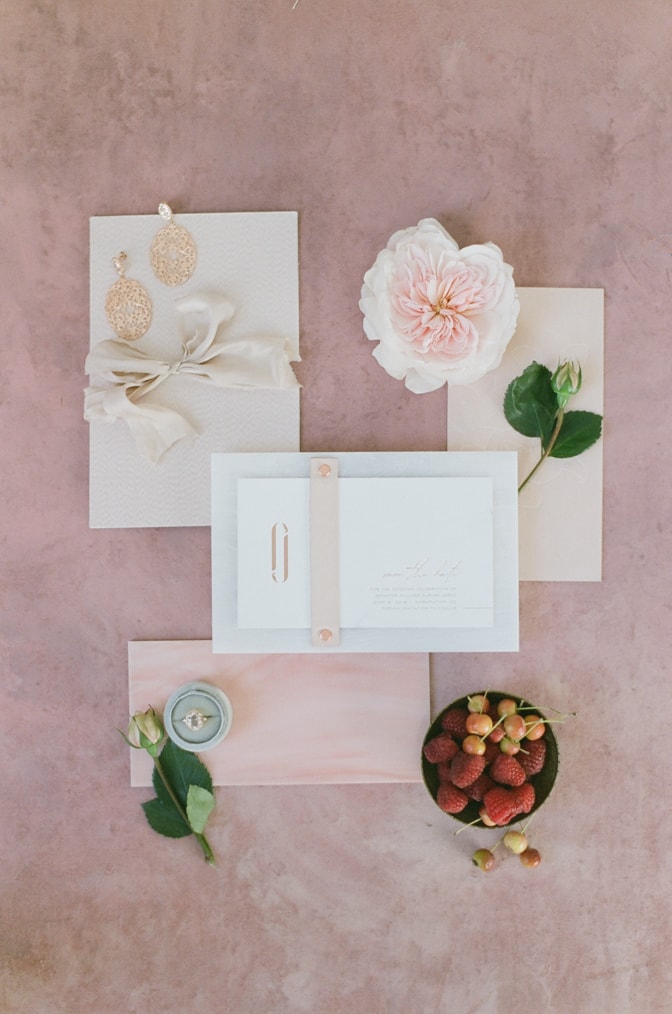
[422,691,559,827]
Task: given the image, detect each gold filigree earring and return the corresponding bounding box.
[105,252,152,341]
[149,202,197,287]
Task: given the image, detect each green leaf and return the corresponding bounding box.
[142,742,215,842]
[186,785,216,834]
[154,739,213,808]
[549,410,603,458]
[503,362,557,444]
[141,797,192,839]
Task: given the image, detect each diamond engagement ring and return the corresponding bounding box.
[181,709,210,731]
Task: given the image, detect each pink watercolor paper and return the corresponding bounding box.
[128,641,429,785]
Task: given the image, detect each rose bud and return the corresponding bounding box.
[126,707,165,757]
[551,359,582,409]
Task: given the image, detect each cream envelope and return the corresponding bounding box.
[447,288,604,581]
[87,211,300,528]
[128,641,430,785]
[212,451,519,653]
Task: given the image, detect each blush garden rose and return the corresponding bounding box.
[360,218,519,393]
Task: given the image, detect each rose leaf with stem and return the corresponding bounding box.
[503,360,602,493]
[143,739,217,865]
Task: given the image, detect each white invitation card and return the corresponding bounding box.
[237,477,494,630]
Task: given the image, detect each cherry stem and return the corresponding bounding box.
[521,815,536,834]
[453,818,483,836]
[516,704,576,718]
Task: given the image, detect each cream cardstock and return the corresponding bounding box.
[212,451,519,653]
[447,288,604,582]
[88,211,300,528]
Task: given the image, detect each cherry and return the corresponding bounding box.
[499,736,521,756]
[467,694,490,714]
[462,734,486,756]
[479,806,497,827]
[466,713,493,737]
[503,713,526,741]
[472,848,496,871]
[503,830,528,854]
[520,847,542,868]
[524,715,546,740]
[497,698,518,718]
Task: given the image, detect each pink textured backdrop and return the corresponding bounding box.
[2,2,671,1012]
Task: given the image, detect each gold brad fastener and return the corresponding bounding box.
[318,463,331,477]
[319,628,333,642]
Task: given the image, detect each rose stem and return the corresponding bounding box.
[518,409,564,494]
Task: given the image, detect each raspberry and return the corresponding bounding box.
[435,760,453,783]
[484,739,500,765]
[464,773,495,802]
[483,787,517,826]
[512,783,535,814]
[450,751,486,788]
[490,753,527,787]
[518,738,547,777]
[437,782,468,814]
[440,707,469,739]
[423,733,459,764]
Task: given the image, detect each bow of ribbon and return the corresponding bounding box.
[84,292,300,463]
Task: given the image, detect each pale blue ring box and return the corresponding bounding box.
[164,681,233,752]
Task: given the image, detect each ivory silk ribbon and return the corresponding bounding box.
[84,292,300,463]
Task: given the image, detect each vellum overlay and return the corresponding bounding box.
[237,478,494,630]
[212,451,518,654]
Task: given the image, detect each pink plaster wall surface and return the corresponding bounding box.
[1,1,671,1012]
